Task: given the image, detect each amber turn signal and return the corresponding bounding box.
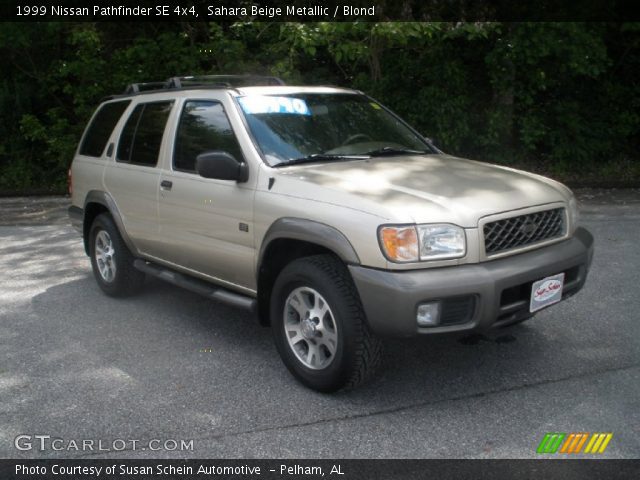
[379,226,419,262]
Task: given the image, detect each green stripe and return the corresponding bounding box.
[537,433,553,454]
[547,433,566,453]
[544,434,558,453]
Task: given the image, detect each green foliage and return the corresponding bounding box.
[0,22,639,193]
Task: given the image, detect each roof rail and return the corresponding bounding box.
[123,74,285,95]
[123,81,169,94]
[168,75,286,89]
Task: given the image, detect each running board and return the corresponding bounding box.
[133,259,256,312]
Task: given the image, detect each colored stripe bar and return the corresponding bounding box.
[567,433,582,453]
[584,433,614,453]
[560,434,575,453]
[598,433,613,453]
[547,433,566,453]
[541,432,612,454]
[573,433,589,453]
[537,433,553,454]
[584,433,599,453]
[590,433,607,453]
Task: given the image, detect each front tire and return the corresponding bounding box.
[89,213,145,297]
[271,254,382,392]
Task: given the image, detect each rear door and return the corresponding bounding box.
[155,96,256,293]
[104,100,174,255]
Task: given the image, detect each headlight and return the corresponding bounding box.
[379,224,466,262]
[417,224,466,260]
[568,195,580,233]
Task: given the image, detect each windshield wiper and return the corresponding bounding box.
[273,148,427,167]
[274,154,368,168]
[363,147,429,157]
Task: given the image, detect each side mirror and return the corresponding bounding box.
[196,151,248,182]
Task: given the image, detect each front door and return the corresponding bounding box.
[155,98,256,293]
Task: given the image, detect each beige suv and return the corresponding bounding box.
[68,75,594,392]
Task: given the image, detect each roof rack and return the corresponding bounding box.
[123,81,168,94]
[123,74,285,95]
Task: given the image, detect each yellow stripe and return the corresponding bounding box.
[590,433,606,453]
[584,434,599,453]
[560,434,575,453]
[598,433,613,453]
[574,433,589,453]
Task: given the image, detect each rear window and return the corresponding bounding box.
[117,101,174,167]
[79,100,131,157]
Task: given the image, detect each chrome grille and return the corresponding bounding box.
[483,208,565,255]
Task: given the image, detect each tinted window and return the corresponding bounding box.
[79,100,130,157]
[174,100,243,172]
[116,104,143,163]
[117,101,173,166]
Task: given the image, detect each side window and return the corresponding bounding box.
[116,104,143,163]
[117,101,173,167]
[173,100,243,173]
[79,100,130,157]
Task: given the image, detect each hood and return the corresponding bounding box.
[274,155,569,227]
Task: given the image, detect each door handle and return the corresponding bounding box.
[160,180,173,190]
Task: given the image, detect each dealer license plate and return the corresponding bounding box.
[529,273,565,313]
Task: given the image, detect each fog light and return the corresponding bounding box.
[417,301,441,327]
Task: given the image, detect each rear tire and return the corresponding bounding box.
[89,213,145,297]
[270,254,382,392]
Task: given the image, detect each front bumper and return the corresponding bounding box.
[349,227,594,337]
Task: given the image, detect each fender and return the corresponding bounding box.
[83,190,139,256]
[258,217,360,271]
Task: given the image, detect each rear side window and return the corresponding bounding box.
[79,100,130,157]
[173,100,243,172]
[117,101,174,167]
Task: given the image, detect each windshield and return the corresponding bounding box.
[236,93,434,166]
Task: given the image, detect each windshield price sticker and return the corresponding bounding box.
[239,96,311,115]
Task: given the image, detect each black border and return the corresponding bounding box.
[3,459,640,480]
[2,0,639,22]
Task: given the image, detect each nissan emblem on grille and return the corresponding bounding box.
[484,208,565,255]
[520,219,538,235]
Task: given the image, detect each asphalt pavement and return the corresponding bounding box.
[0,191,638,459]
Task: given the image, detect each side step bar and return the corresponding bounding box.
[133,259,256,312]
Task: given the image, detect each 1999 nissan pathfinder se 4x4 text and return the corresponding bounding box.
[68,75,594,392]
